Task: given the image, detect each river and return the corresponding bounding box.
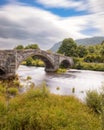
[17,65,104,101]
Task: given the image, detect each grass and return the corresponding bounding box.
[0,76,20,98]
[56,68,67,74]
[86,85,104,129]
[74,61,104,71]
[0,85,101,130]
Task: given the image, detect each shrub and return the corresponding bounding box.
[26,76,32,80]
[86,85,104,129]
[7,88,18,96]
[13,80,20,87]
[74,61,104,71]
[86,90,102,113]
[56,68,66,73]
[0,85,6,94]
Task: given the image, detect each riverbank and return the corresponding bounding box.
[0,82,101,130]
[73,60,104,71]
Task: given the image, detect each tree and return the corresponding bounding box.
[26,57,33,66]
[25,44,39,49]
[77,45,88,58]
[14,45,24,50]
[57,38,77,57]
[88,46,95,54]
[100,44,104,56]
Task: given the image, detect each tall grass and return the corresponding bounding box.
[86,85,104,129]
[0,85,101,130]
[0,77,20,99]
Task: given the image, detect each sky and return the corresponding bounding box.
[0,0,104,50]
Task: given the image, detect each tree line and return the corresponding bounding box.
[57,38,104,71]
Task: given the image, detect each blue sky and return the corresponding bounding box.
[0,0,104,49]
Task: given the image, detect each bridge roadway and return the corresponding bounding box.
[0,49,74,79]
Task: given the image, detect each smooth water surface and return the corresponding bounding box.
[17,65,104,100]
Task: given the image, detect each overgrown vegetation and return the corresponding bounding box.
[86,85,104,129]
[57,38,104,71]
[0,84,101,130]
[56,68,67,73]
[0,76,21,98]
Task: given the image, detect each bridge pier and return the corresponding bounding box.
[45,67,58,72]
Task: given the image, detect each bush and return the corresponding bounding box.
[0,85,6,94]
[86,90,102,113]
[7,88,18,96]
[84,54,103,63]
[56,68,66,73]
[74,61,104,71]
[86,86,104,129]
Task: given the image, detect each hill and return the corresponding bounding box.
[50,36,104,52]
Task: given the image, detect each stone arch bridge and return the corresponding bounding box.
[0,49,74,79]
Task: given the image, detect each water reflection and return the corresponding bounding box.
[17,65,104,101]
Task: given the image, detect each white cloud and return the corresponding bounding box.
[0,2,104,50]
[88,0,104,13]
[36,0,104,13]
[36,0,85,10]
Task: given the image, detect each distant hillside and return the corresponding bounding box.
[75,36,104,45]
[50,36,104,52]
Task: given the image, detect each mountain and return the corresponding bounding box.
[50,36,104,52]
[75,36,104,45]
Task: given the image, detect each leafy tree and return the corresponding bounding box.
[14,45,24,50]
[100,45,104,56]
[25,44,39,49]
[57,38,77,57]
[26,57,33,66]
[88,46,95,54]
[77,45,88,58]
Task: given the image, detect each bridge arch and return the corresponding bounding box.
[0,66,6,75]
[59,59,72,68]
[16,50,55,71]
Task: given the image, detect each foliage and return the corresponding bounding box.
[57,38,77,57]
[15,44,39,50]
[86,85,104,129]
[0,77,20,97]
[58,38,104,71]
[56,68,66,74]
[7,87,18,96]
[25,44,39,49]
[25,57,44,67]
[84,54,103,63]
[14,45,24,50]
[25,57,33,66]
[26,76,32,80]
[0,86,101,130]
[74,62,104,71]
[77,45,88,57]
[86,90,102,113]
